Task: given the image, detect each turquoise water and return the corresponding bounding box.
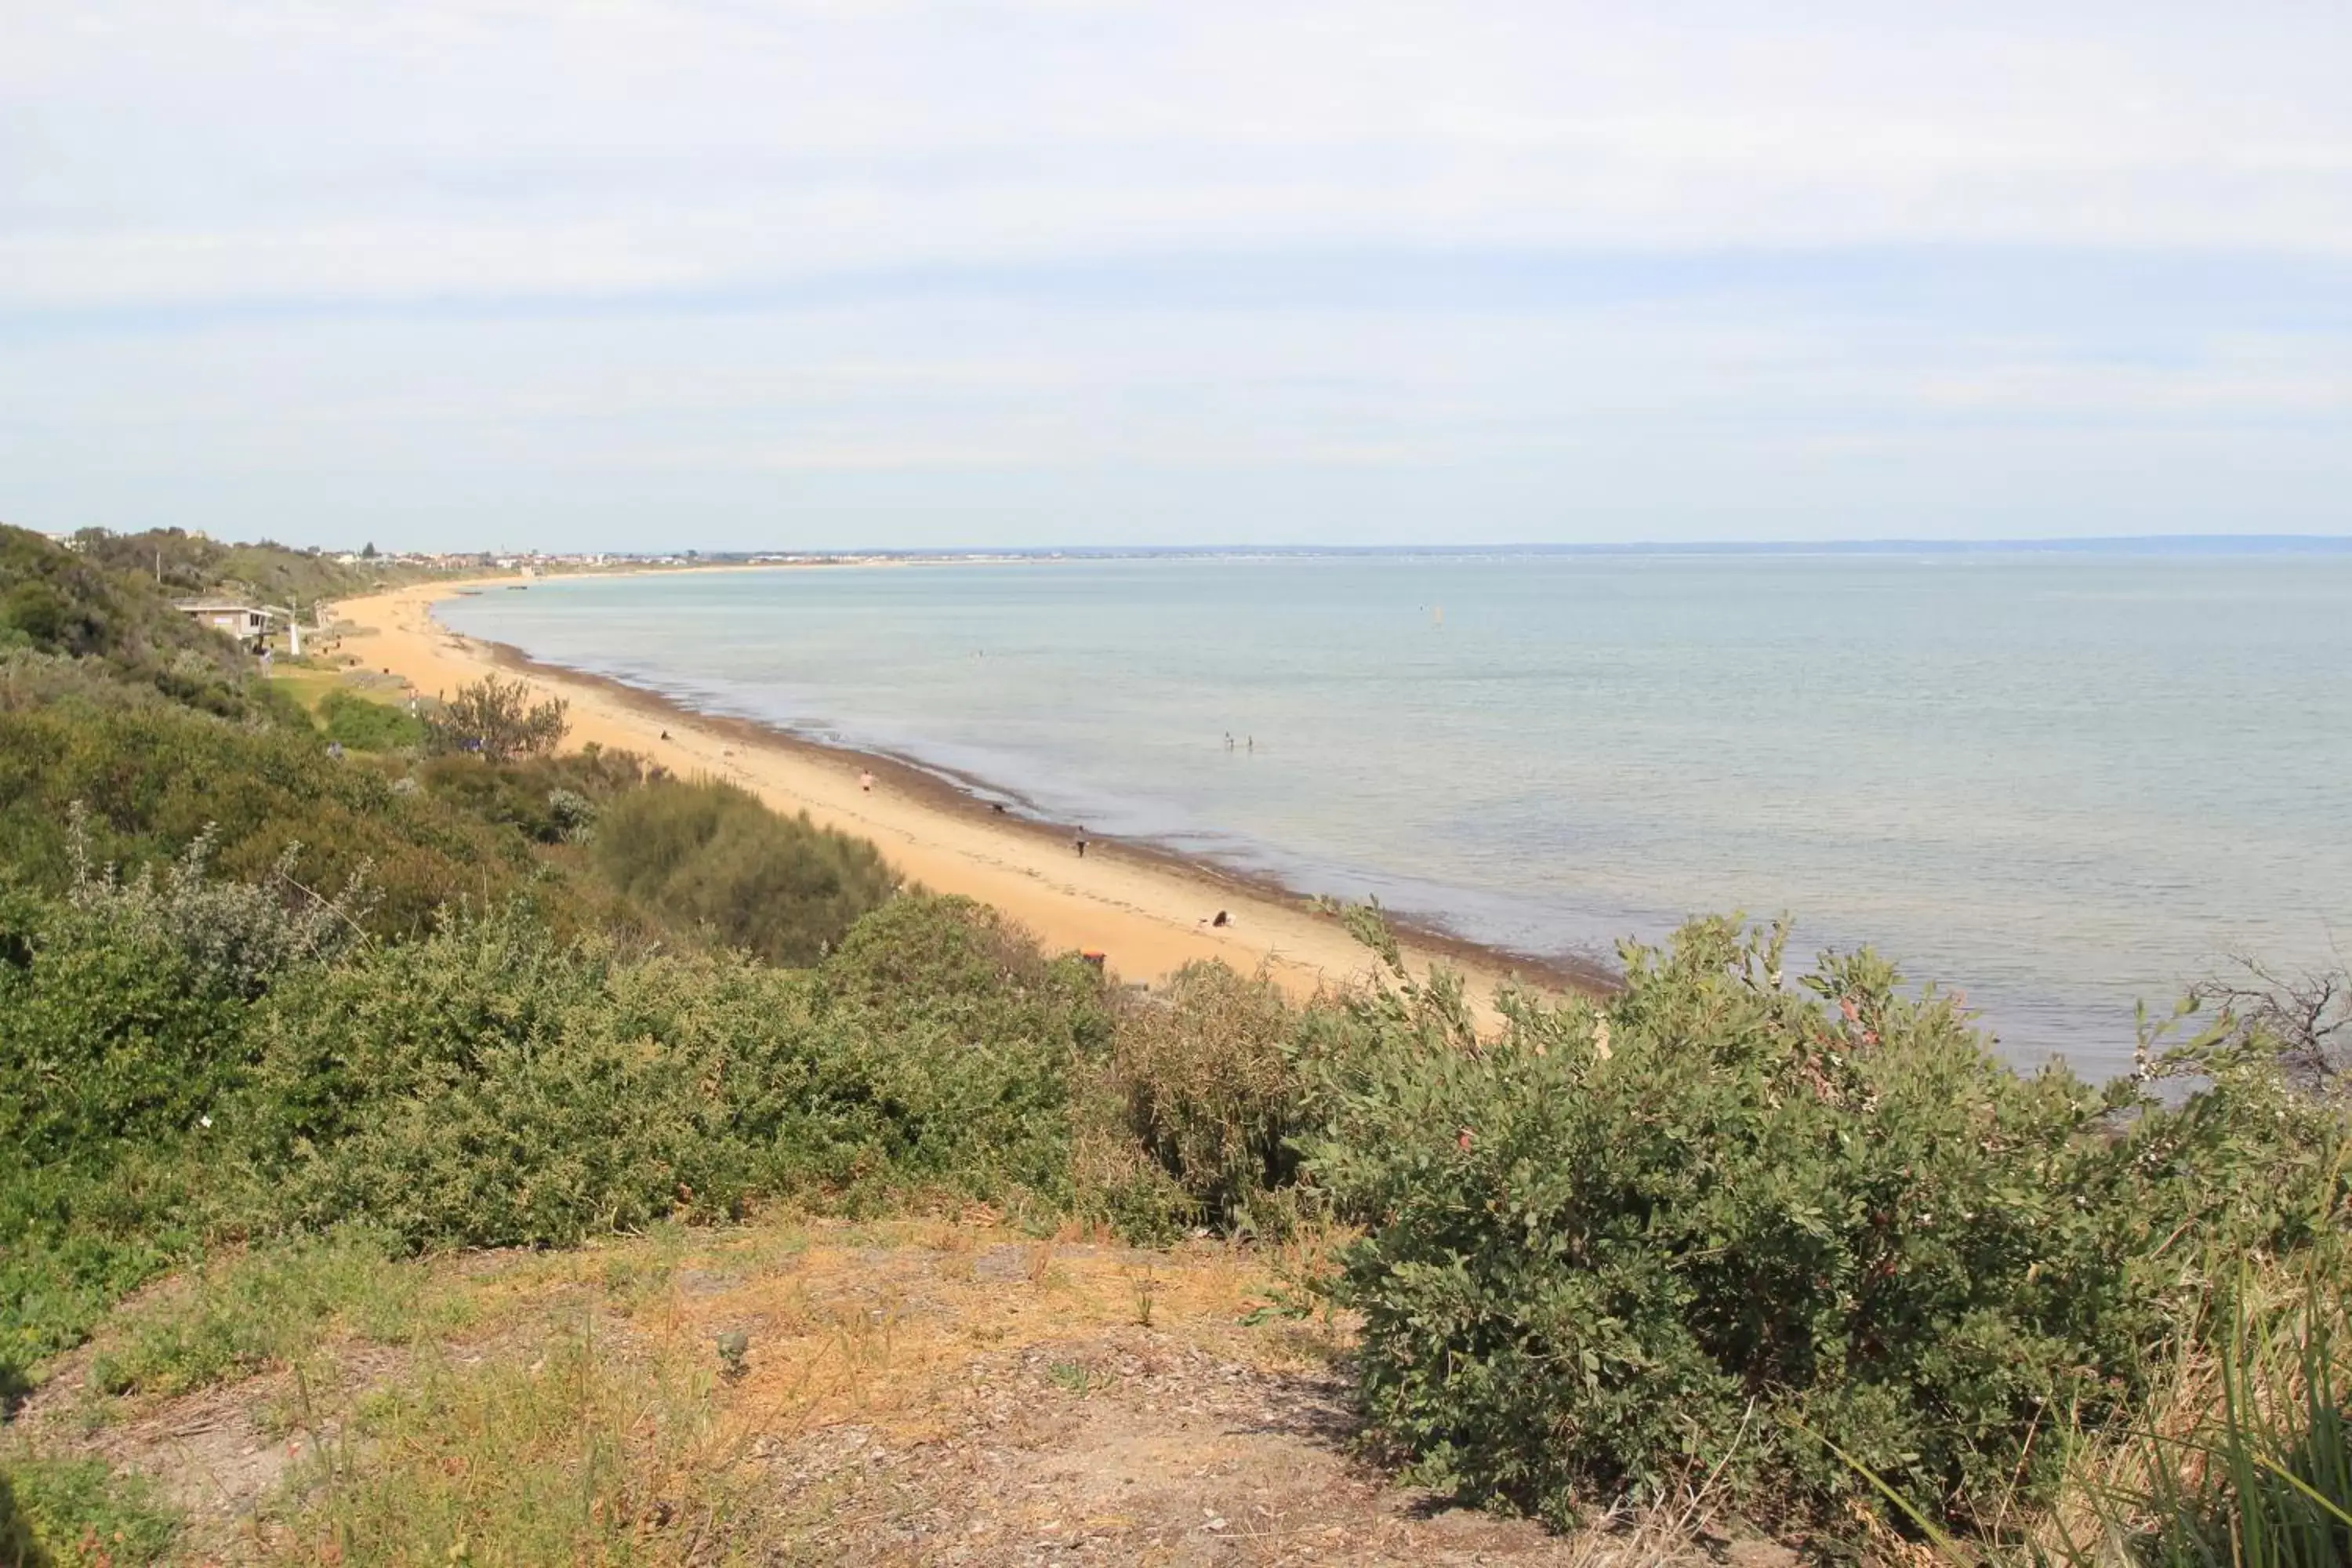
[439,551,2352,1077]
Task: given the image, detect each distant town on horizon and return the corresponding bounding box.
[29,526,2352,575]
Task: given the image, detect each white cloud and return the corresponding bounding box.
[3,2,2348,310]
[3,1,2347,545]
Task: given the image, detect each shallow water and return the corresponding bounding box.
[441,550,2352,1078]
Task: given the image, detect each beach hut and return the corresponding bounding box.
[174,601,268,641]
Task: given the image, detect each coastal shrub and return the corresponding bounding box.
[417,747,643,847]
[424,673,568,762]
[1306,915,2155,1531]
[0,873,262,1389]
[0,886,255,1163]
[317,687,425,751]
[1078,962,1330,1237]
[62,809,374,1000]
[594,777,898,966]
[234,898,1098,1247]
[237,908,784,1248]
[819,894,1106,1039]
[0,704,620,938]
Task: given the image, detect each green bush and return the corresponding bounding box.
[317,688,425,751]
[424,674,567,762]
[237,909,786,1249]
[0,1150,206,1402]
[593,776,898,966]
[0,862,311,1391]
[0,889,252,1163]
[0,704,622,938]
[415,746,643,848]
[1078,962,1327,1238]
[234,897,1103,1248]
[1307,916,2158,1530]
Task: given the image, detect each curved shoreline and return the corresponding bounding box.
[332,573,1615,1014]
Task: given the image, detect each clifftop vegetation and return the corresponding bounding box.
[61,527,423,611]
[2,524,2347,1566]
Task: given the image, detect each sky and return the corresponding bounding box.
[3,2,2348,552]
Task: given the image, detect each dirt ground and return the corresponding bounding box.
[13,1224,1769,1566]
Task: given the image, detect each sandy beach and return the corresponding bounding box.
[329,573,1573,1016]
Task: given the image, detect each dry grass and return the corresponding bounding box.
[10,1216,1771,1564]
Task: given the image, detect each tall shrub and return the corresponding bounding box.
[1307,916,2151,1530]
[424,675,567,763]
[1078,962,1329,1237]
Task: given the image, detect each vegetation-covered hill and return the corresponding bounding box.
[0,525,282,719]
[64,527,424,611]
[3,521,2349,1566]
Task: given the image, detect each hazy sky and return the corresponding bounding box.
[4,2,2348,551]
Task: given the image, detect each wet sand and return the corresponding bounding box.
[330,573,1606,1017]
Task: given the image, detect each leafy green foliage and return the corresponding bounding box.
[238,909,794,1247]
[417,746,644,848]
[232,895,1106,1250]
[592,776,898,966]
[0,887,253,1163]
[0,1151,205,1403]
[1306,916,2164,1530]
[61,811,374,1000]
[0,703,617,938]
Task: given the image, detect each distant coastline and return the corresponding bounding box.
[378,534,2352,582]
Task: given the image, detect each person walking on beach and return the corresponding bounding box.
[1074,828,1089,859]
[859,769,875,793]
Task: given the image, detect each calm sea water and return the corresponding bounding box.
[439,551,2352,1078]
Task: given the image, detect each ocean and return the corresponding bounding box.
[437,548,2352,1079]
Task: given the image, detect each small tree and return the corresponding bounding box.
[426,674,568,763]
[360,541,378,560]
